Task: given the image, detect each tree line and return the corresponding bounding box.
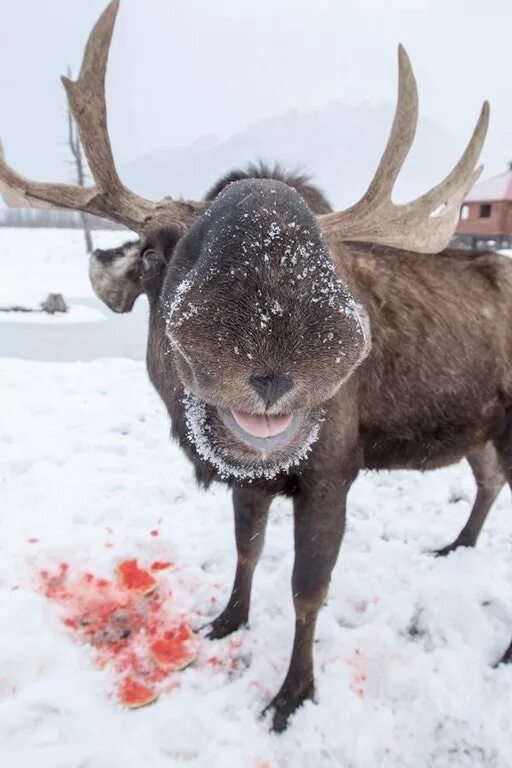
[0,207,125,230]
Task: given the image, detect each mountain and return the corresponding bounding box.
[121,102,469,209]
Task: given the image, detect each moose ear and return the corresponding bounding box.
[89,240,146,313]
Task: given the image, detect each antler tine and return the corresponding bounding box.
[361,45,419,209]
[416,101,489,211]
[61,0,154,229]
[320,47,489,254]
[0,137,101,212]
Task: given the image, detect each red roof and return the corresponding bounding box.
[465,166,512,202]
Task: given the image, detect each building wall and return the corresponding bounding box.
[456,200,512,236]
[507,202,512,234]
[452,233,512,250]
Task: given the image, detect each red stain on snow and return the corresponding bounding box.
[352,596,380,614]
[40,559,197,708]
[346,647,368,699]
[150,560,173,572]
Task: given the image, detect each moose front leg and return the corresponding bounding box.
[267,472,355,732]
[207,485,272,639]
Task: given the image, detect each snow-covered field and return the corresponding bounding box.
[0,304,104,324]
[1,229,512,767]
[0,228,127,313]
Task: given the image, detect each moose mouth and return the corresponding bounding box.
[183,389,322,480]
[219,409,302,452]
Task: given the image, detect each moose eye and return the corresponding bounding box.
[141,248,160,272]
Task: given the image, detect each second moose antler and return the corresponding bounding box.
[320,46,489,253]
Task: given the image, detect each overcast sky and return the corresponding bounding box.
[1,0,511,190]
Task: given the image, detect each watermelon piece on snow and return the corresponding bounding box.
[116,559,157,595]
[118,676,158,709]
[149,623,197,672]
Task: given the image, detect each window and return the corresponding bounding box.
[460,204,469,220]
[480,203,492,218]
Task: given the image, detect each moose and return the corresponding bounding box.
[2,0,512,732]
[91,214,508,560]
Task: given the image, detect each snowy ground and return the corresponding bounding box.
[2,229,512,767]
[0,229,147,361]
[2,359,512,768]
[0,304,104,324]
[0,228,127,311]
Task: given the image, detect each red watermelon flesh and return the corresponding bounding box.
[150,623,196,671]
[119,676,159,709]
[116,559,157,595]
[40,561,197,708]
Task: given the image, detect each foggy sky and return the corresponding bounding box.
[1,0,511,191]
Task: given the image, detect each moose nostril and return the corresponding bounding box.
[249,372,294,408]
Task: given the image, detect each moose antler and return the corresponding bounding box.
[0,1,205,233]
[320,46,489,254]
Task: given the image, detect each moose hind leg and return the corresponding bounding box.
[492,414,512,665]
[435,442,505,556]
[207,485,272,640]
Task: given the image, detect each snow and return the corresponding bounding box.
[0,304,104,324]
[1,226,512,764]
[2,357,512,767]
[0,228,128,307]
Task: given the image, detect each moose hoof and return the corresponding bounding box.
[205,608,248,640]
[495,640,512,667]
[264,680,315,733]
[432,543,459,557]
[432,540,474,557]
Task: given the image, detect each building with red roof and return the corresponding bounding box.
[454,163,512,250]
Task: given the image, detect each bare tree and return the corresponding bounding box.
[66,65,93,254]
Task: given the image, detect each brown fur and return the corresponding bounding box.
[205,161,333,214]
[341,245,512,470]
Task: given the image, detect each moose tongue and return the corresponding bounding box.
[232,411,293,438]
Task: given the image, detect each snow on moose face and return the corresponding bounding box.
[162,179,369,480]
